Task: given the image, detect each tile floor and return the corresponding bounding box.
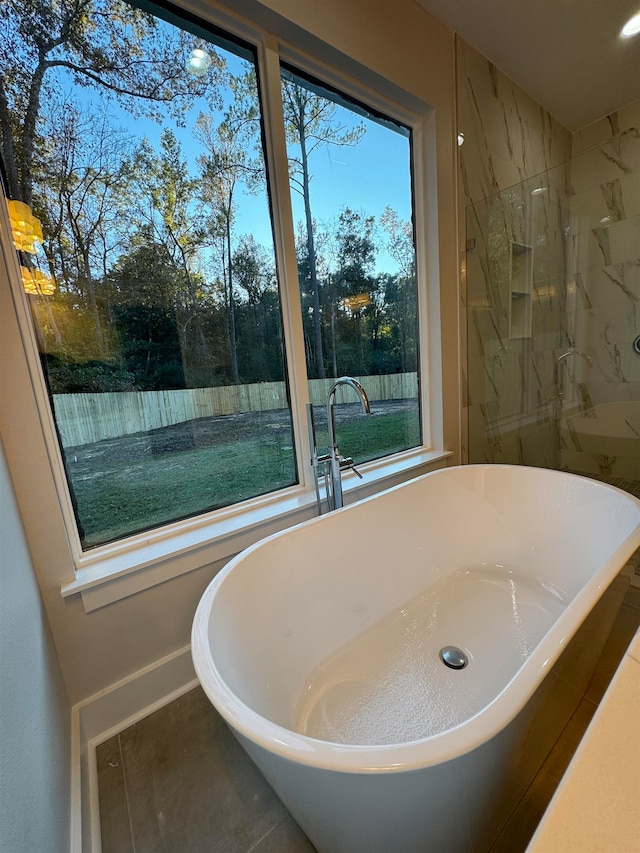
[97,584,640,853]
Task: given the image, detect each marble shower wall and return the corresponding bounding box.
[568,102,640,408]
[558,102,640,488]
[458,33,639,474]
[457,37,572,464]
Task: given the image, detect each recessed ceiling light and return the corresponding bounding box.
[621,12,640,37]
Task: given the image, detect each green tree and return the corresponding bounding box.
[107,242,187,389]
[37,100,134,356]
[195,107,263,384]
[232,235,283,382]
[128,131,212,385]
[380,206,418,371]
[331,208,378,374]
[1,0,229,388]
[0,0,225,206]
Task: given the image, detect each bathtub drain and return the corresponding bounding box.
[439,646,468,669]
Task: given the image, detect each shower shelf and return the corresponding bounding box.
[509,241,532,339]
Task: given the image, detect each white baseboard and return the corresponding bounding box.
[72,644,198,853]
[70,705,83,853]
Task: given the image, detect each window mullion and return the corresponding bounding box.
[256,35,314,489]
[413,115,442,452]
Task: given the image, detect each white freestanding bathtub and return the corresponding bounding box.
[192,465,640,852]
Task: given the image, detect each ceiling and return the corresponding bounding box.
[415,0,640,131]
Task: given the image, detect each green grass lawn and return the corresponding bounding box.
[331,409,421,462]
[73,409,420,547]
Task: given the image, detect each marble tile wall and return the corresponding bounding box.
[458,32,639,475]
[456,37,572,464]
[558,101,640,484]
[567,101,640,406]
[457,38,571,207]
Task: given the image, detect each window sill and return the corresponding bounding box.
[61,448,451,612]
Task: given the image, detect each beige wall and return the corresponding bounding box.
[0,439,71,851]
[0,0,459,703]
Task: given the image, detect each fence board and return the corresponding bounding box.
[52,373,417,447]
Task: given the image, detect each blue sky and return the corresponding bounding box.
[47,24,414,277]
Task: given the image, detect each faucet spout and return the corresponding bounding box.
[326,376,371,511]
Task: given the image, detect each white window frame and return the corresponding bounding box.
[1,0,448,612]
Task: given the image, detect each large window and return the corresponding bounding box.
[1,0,423,552]
[281,67,420,461]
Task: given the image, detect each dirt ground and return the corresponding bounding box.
[64,398,418,468]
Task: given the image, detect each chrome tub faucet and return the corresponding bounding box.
[307,376,371,514]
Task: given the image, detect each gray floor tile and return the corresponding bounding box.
[249,814,317,853]
[585,600,640,703]
[489,698,598,853]
[624,582,640,612]
[117,687,289,853]
[96,735,135,853]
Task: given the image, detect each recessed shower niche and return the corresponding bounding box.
[509,241,533,339]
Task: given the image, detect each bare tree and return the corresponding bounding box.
[127,131,213,384]
[38,101,134,354]
[281,69,364,378]
[195,104,264,384]
[0,0,225,205]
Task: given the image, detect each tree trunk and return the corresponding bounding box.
[298,103,325,379]
[0,78,21,200]
[225,212,240,384]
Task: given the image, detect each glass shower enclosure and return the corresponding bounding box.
[465,145,640,501]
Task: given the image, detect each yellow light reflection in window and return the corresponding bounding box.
[6,199,55,295]
[7,199,43,253]
[341,293,371,313]
[20,265,55,296]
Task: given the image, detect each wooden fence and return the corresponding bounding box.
[52,373,418,447]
